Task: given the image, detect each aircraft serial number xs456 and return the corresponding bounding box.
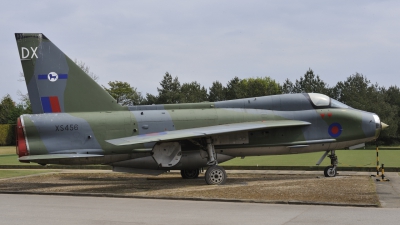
[55,124,79,132]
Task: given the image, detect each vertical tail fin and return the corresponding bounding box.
[15,33,122,113]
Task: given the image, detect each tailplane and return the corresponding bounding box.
[15,33,122,113]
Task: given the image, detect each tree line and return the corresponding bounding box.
[2,68,399,145]
[106,72,282,105]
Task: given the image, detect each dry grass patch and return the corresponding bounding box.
[0,146,15,155]
[0,172,379,205]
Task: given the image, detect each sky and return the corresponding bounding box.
[1,0,400,102]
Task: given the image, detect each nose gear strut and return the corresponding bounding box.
[324,150,338,177]
[317,150,338,177]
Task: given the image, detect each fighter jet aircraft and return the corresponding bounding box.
[15,33,388,184]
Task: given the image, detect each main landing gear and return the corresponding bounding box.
[317,150,338,177]
[205,165,227,185]
[180,138,227,184]
[180,166,227,185]
[180,169,200,179]
[204,138,227,185]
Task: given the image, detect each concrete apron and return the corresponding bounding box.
[374,172,400,208]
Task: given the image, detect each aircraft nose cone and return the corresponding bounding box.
[381,122,389,130]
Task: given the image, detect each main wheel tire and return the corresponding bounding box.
[324,166,337,177]
[205,165,227,185]
[180,169,200,179]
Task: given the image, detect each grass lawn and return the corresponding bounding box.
[0,155,20,165]
[1,145,399,168]
[0,170,54,179]
[221,150,400,167]
[0,146,15,155]
[0,146,20,165]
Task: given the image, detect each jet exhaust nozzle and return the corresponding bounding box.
[16,117,29,158]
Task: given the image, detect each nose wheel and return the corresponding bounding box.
[324,150,338,177]
[317,150,338,177]
[324,165,337,177]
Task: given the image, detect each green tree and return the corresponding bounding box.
[180,81,208,103]
[142,93,158,105]
[208,81,226,102]
[225,77,244,100]
[240,77,282,98]
[333,73,371,109]
[0,95,25,124]
[283,68,330,95]
[385,86,400,138]
[282,78,295,94]
[157,72,181,104]
[103,81,143,106]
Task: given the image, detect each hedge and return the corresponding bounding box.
[0,124,16,146]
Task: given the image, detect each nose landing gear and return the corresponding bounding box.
[324,166,337,177]
[317,150,338,177]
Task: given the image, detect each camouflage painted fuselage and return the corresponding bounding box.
[14,33,381,172]
[19,94,379,168]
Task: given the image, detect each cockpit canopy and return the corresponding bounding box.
[308,93,350,109]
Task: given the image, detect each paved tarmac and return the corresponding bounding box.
[1,170,400,224]
[374,172,400,208]
[1,194,400,225]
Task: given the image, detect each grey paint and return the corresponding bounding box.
[26,69,42,114]
[32,41,69,113]
[130,109,175,148]
[215,94,314,111]
[361,111,377,137]
[128,105,166,111]
[26,113,102,153]
[130,109,175,134]
[222,107,329,141]
[293,110,328,141]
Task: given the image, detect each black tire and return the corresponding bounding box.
[180,169,200,179]
[324,166,337,177]
[205,165,227,185]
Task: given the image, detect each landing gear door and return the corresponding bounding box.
[152,142,182,167]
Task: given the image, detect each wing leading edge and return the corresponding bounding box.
[106,120,311,146]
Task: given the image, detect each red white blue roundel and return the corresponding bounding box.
[328,123,342,138]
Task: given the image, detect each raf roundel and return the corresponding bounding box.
[48,72,58,82]
[328,123,342,138]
